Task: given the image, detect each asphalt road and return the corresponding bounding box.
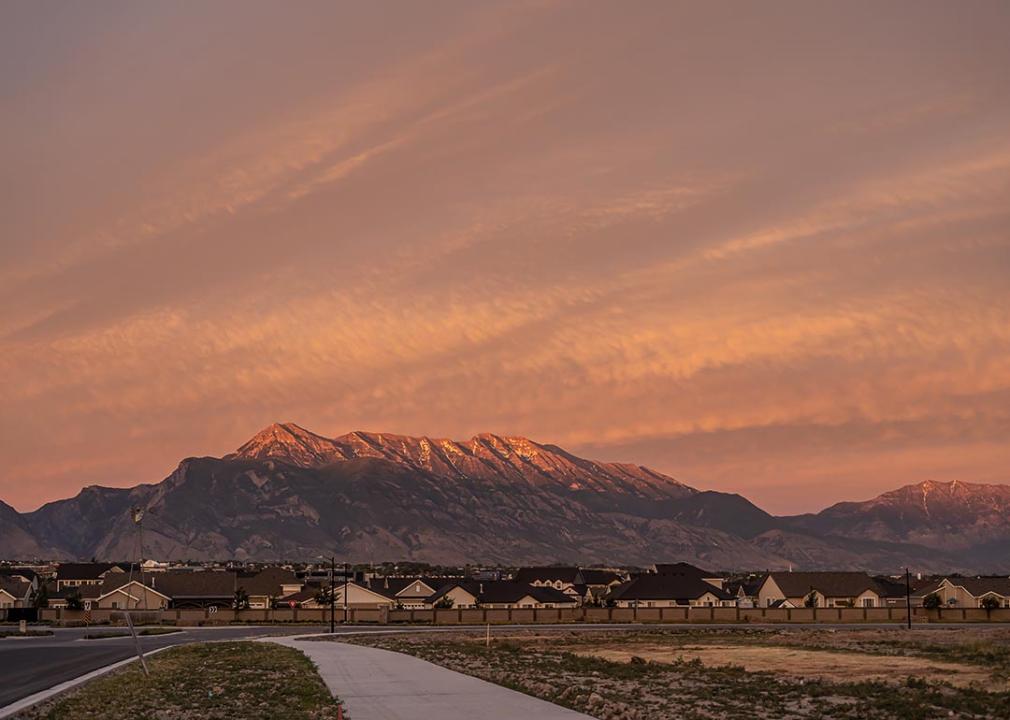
[0,625,336,708]
[0,621,967,711]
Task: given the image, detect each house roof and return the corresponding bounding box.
[580,569,623,586]
[944,577,1010,597]
[476,581,573,604]
[1,567,39,582]
[726,580,762,597]
[765,572,897,599]
[365,577,447,599]
[236,567,301,597]
[514,567,582,584]
[425,581,481,604]
[609,574,734,602]
[653,562,719,578]
[526,585,579,605]
[278,583,324,605]
[56,563,120,581]
[142,571,237,599]
[97,580,171,603]
[0,578,30,598]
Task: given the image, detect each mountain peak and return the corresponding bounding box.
[231,422,345,467]
[226,423,692,498]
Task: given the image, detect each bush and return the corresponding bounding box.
[922,593,942,610]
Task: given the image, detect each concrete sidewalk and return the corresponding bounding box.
[268,636,593,720]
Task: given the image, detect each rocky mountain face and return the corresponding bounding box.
[790,480,1010,552]
[0,499,60,559]
[3,424,1008,572]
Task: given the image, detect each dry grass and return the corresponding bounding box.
[337,627,1010,719]
[16,642,344,720]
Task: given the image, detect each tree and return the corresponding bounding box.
[232,587,250,610]
[33,584,49,609]
[922,593,942,610]
[980,596,1002,612]
[434,596,454,609]
[66,588,83,611]
[314,585,342,607]
[804,591,819,608]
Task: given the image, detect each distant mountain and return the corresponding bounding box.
[0,499,61,559]
[788,480,1010,551]
[1,425,1007,572]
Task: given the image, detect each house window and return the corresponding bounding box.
[111,601,119,609]
[862,598,874,608]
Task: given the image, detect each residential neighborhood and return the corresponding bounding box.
[4,560,1010,617]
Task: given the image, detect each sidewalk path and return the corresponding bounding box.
[268,636,594,720]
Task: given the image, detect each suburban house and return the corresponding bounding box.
[366,577,448,609]
[653,562,727,589]
[514,567,625,605]
[93,578,171,610]
[725,579,763,608]
[0,578,32,609]
[607,573,735,608]
[236,567,303,609]
[280,581,398,609]
[757,572,902,608]
[54,563,126,591]
[0,567,39,608]
[425,581,481,609]
[917,577,1010,608]
[475,581,578,609]
[141,571,237,609]
[424,580,578,609]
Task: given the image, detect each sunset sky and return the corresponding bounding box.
[2,1,1009,514]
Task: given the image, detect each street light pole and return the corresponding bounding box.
[330,556,335,634]
[905,567,912,630]
[343,562,349,623]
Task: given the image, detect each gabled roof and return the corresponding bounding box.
[365,577,446,599]
[277,583,323,605]
[765,572,894,598]
[944,576,1010,597]
[96,580,171,603]
[426,581,481,604]
[609,574,734,602]
[514,567,582,584]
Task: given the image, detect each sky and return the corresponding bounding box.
[2,1,1009,514]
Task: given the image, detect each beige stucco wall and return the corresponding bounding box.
[95,583,169,610]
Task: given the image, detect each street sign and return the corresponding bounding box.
[208,605,218,614]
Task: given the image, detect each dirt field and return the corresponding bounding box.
[336,626,1010,719]
[576,642,1002,689]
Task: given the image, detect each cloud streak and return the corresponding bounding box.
[1,1,1009,512]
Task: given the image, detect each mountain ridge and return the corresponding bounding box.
[2,424,1008,572]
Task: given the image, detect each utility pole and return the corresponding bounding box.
[329,556,336,634]
[343,562,349,623]
[905,567,912,630]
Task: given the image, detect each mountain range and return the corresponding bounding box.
[3,423,1009,573]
